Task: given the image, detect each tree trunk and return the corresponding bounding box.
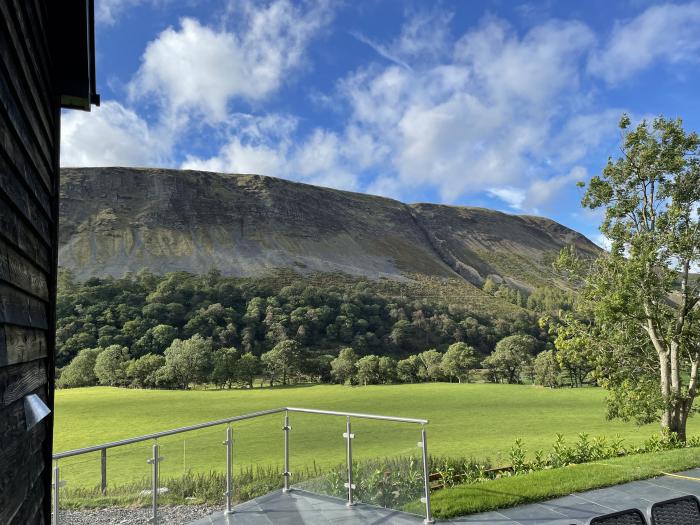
[658,348,672,431]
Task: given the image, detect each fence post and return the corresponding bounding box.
[223,425,234,514]
[52,463,60,525]
[343,416,355,507]
[148,442,162,525]
[283,411,291,492]
[100,449,107,495]
[419,427,434,524]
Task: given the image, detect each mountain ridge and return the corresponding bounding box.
[58,167,599,289]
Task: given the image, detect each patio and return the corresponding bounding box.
[188,469,700,524]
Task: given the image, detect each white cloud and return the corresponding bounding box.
[339,17,596,203]
[181,115,362,192]
[487,187,527,210]
[129,1,332,122]
[60,101,169,167]
[488,167,587,213]
[351,8,453,69]
[182,137,287,175]
[589,2,700,83]
[96,0,142,25]
[95,0,173,25]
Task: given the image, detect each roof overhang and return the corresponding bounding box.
[51,0,100,111]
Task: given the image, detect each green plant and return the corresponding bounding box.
[509,438,528,474]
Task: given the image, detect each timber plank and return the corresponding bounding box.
[0,283,48,330]
[0,1,53,145]
[0,44,53,171]
[0,111,53,212]
[0,64,52,192]
[0,150,53,240]
[15,0,54,115]
[0,360,47,406]
[0,423,45,524]
[10,476,45,525]
[0,236,50,300]
[0,142,51,216]
[0,199,50,272]
[0,326,48,367]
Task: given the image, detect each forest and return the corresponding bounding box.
[56,268,583,389]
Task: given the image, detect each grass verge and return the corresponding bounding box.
[405,447,700,519]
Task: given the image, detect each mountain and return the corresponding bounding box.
[58,167,599,290]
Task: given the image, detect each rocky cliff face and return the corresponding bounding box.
[59,168,599,288]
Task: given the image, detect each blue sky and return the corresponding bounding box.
[61,0,700,245]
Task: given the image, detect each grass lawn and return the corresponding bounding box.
[412,447,700,519]
[54,383,700,492]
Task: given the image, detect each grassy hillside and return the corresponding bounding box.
[59,168,599,289]
[54,384,700,490]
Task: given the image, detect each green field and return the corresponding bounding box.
[54,383,700,488]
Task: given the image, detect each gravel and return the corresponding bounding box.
[56,505,221,525]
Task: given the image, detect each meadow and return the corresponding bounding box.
[54,383,700,488]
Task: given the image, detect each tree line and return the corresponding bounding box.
[57,328,594,389]
[56,270,554,369]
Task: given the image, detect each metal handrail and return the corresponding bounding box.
[51,406,434,524]
[53,407,286,459]
[53,406,428,459]
[286,407,429,425]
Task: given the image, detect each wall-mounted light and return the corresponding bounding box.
[24,394,51,430]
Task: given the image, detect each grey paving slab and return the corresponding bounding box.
[187,470,700,524]
[450,469,700,524]
[187,489,425,525]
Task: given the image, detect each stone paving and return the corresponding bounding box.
[188,469,700,524]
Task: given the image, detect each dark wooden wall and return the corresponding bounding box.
[0,1,60,523]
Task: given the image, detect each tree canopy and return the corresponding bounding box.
[557,114,700,440]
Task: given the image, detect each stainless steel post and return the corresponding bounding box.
[283,411,291,492]
[419,428,434,524]
[343,417,355,507]
[52,463,60,525]
[100,449,107,495]
[223,425,234,514]
[148,442,161,525]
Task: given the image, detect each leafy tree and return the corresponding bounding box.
[305,354,333,383]
[261,340,303,385]
[132,324,178,357]
[483,335,536,384]
[377,356,397,384]
[94,345,130,386]
[127,354,165,388]
[418,349,444,381]
[397,355,421,383]
[533,349,561,388]
[161,335,214,389]
[57,332,97,367]
[356,355,381,385]
[441,342,479,383]
[390,320,414,350]
[57,348,102,388]
[330,347,358,384]
[211,347,239,389]
[236,352,260,388]
[557,115,700,439]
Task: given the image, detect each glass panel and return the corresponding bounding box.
[348,418,424,514]
[157,426,225,524]
[55,441,152,524]
[289,412,347,499]
[231,413,285,504]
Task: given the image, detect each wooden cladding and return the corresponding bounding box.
[0,1,58,523]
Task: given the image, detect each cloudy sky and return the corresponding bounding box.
[62,0,700,244]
